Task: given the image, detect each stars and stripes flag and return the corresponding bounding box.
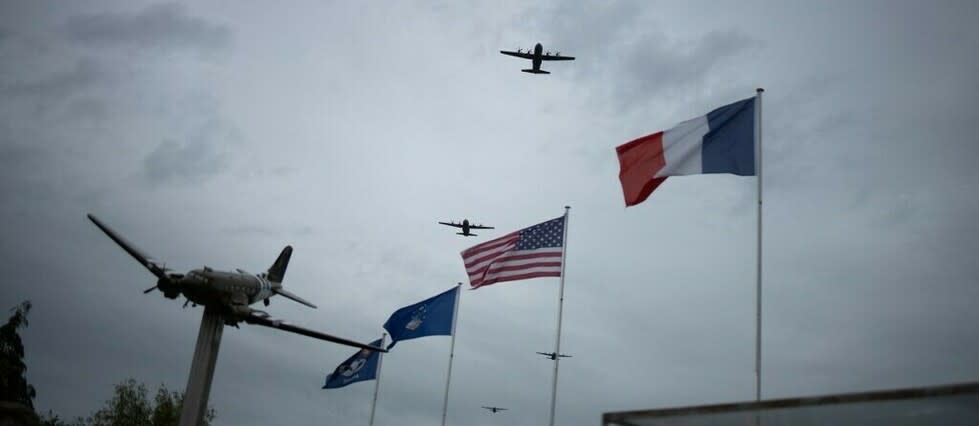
[461,215,565,289]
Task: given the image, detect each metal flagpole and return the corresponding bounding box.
[440,283,463,426]
[368,333,387,426]
[754,88,764,403]
[548,206,571,426]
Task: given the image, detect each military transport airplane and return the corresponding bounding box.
[438,219,493,237]
[537,351,572,360]
[87,214,385,352]
[482,406,508,413]
[500,43,574,74]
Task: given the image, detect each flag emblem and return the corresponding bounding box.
[405,306,427,330]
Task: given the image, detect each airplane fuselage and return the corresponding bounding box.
[161,268,275,315]
[532,43,543,71]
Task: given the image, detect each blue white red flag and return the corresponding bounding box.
[461,216,565,289]
[616,96,757,206]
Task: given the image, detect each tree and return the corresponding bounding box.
[0,300,36,408]
[82,379,214,426]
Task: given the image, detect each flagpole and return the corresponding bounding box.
[548,206,571,426]
[440,283,463,426]
[368,333,386,426]
[754,88,764,403]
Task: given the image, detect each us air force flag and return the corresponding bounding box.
[323,338,383,389]
[383,286,459,349]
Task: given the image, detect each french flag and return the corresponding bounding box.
[616,96,757,206]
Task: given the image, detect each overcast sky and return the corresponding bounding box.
[2,1,978,425]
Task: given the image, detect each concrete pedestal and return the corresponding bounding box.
[179,306,224,426]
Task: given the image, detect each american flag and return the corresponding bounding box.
[461,216,565,289]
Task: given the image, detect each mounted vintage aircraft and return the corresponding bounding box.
[438,219,494,237]
[500,42,574,74]
[87,214,385,352]
[482,406,508,413]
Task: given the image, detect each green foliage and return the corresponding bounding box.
[0,300,36,408]
[81,379,214,426]
[38,409,84,426]
[6,301,215,425]
[36,379,215,426]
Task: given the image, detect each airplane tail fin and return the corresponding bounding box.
[267,246,292,283]
[522,69,550,74]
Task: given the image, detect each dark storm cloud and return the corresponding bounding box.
[65,3,230,52]
[2,57,101,101]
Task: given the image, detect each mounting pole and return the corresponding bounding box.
[754,87,764,403]
[548,206,571,426]
[179,305,225,426]
[440,283,463,426]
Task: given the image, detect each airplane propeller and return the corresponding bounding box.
[143,285,158,294]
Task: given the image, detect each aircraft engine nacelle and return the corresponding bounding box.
[158,275,182,299]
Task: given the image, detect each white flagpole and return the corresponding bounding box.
[548,206,571,426]
[754,88,764,402]
[440,283,463,426]
[368,333,387,426]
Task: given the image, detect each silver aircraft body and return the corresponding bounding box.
[87,214,384,352]
[500,42,574,74]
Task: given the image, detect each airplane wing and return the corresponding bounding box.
[541,54,575,61]
[500,50,534,59]
[272,287,317,309]
[438,221,464,228]
[87,214,169,280]
[470,224,494,230]
[243,315,387,353]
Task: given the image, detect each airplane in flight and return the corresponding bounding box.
[537,351,572,360]
[482,406,508,413]
[438,219,493,237]
[500,43,574,74]
[87,214,385,353]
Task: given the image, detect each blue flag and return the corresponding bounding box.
[322,338,383,389]
[383,286,458,349]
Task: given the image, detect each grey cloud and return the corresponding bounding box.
[221,224,316,238]
[529,2,761,111]
[65,3,230,52]
[2,57,101,100]
[143,138,226,186]
[621,29,762,100]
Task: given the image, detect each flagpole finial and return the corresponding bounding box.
[756,87,765,93]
